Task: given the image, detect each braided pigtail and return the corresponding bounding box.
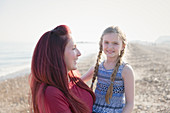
[91,39,103,90]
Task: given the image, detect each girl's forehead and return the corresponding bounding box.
[103,33,121,41]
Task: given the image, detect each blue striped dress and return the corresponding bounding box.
[93,61,126,113]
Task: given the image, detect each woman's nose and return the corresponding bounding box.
[77,49,81,56]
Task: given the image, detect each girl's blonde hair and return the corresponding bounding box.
[91,26,127,104]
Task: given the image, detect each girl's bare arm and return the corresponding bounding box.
[122,65,135,113]
[81,66,94,82]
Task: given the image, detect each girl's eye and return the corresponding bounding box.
[105,42,109,44]
[113,42,119,45]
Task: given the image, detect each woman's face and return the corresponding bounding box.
[64,36,81,71]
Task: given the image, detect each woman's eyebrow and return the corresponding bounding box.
[73,44,76,48]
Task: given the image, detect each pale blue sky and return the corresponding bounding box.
[0,0,170,44]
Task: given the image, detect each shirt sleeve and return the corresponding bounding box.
[45,86,72,113]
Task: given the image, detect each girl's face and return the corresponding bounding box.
[64,36,81,71]
[102,33,124,59]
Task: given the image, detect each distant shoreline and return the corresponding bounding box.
[0,68,31,82]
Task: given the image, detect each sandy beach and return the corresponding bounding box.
[0,42,170,113]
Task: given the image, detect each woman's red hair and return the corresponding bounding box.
[29,25,95,113]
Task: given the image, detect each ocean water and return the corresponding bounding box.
[0,42,98,79]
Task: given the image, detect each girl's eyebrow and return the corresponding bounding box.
[112,41,119,43]
[103,40,109,42]
[104,40,108,41]
[103,40,118,43]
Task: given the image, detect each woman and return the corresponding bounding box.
[29,25,95,113]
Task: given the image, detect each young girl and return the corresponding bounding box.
[81,26,135,113]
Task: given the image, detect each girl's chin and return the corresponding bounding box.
[106,54,114,57]
[106,55,118,58]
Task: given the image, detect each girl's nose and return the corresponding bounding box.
[108,43,113,49]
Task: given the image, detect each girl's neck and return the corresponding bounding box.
[104,57,118,70]
[106,56,118,64]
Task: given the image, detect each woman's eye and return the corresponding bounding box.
[72,45,77,50]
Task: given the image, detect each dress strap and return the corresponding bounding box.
[118,62,128,74]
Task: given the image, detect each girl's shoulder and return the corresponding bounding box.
[121,63,135,79]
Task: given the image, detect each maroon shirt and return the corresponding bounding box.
[44,82,93,113]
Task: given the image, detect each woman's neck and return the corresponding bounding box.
[67,71,70,83]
